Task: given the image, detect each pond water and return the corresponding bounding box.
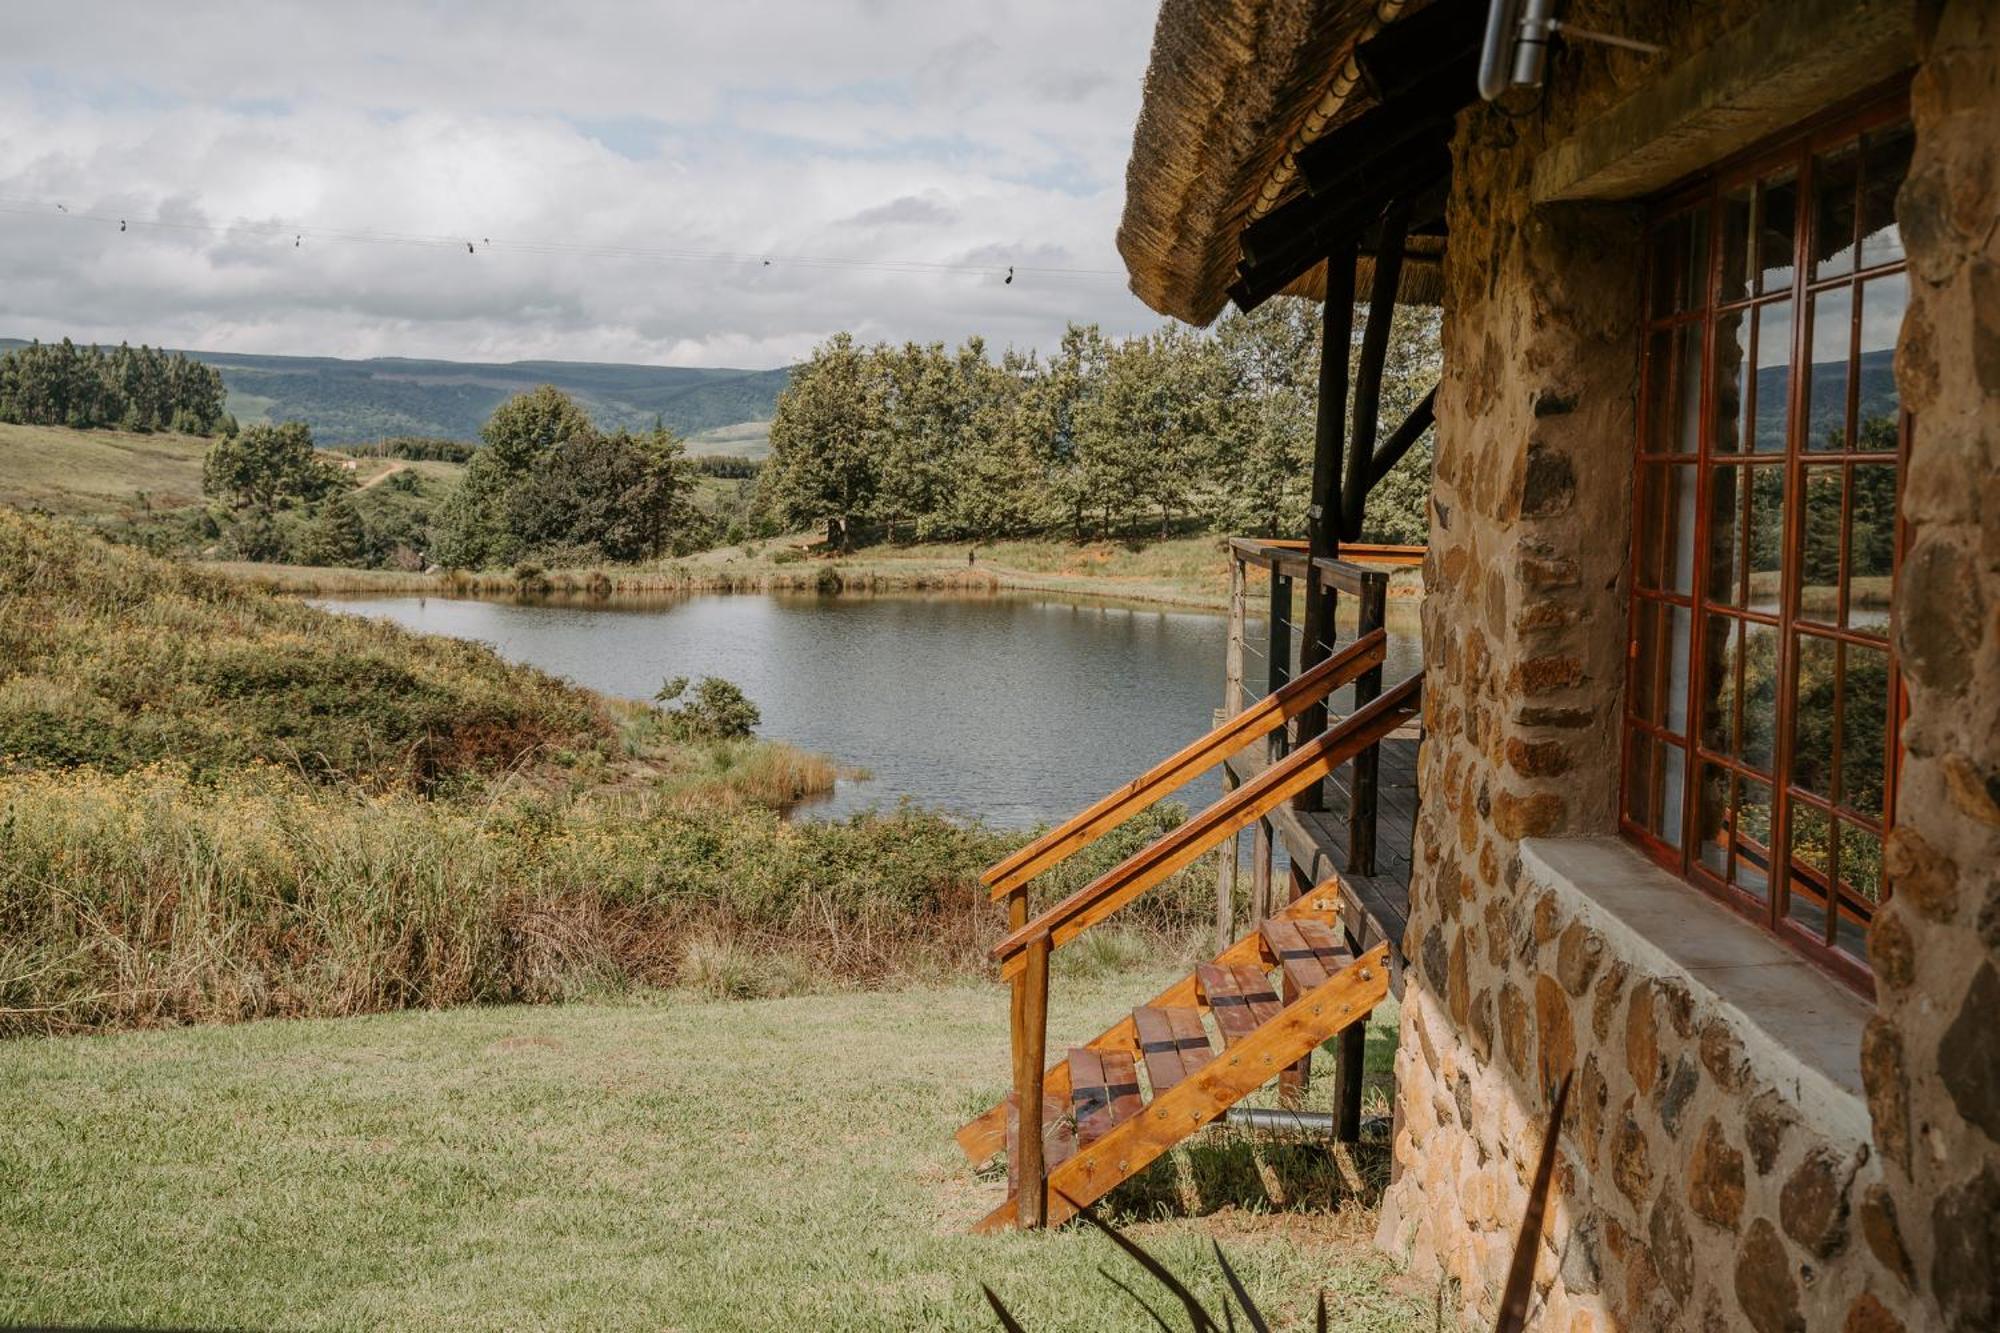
[318,590,1423,830]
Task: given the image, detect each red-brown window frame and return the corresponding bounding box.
[1620,83,1914,995]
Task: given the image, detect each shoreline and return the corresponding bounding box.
[211,544,1425,616]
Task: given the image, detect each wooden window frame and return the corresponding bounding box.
[1620,84,1913,995]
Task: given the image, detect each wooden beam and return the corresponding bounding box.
[1342,196,1413,542]
[1296,243,1356,805]
[1367,384,1437,489]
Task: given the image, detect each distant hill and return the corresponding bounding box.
[0,340,790,449]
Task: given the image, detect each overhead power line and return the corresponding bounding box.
[0,195,1128,283]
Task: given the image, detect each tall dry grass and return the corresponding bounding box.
[0,767,1210,1035]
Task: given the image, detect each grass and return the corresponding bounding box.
[0,973,1423,1331]
[0,420,459,516]
[0,420,213,514]
[0,507,617,788]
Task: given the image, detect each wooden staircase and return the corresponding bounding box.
[955,630,1419,1230]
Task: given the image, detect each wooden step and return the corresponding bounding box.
[1131,1005,1214,1093]
[1197,963,1283,1045]
[955,888,1345,1166]
[1068,1048,1143,1144]
[1261,917,1353,991]
[974,943,1393,1232]
[1004,1091,1075,1192]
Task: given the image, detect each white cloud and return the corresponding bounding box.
[0,1,1167,368]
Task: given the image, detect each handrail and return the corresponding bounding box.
[992,672,1423,975]
[981,631,1389,900]
[1228,537,1394,596]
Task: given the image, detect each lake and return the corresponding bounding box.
[319,590,1423,830]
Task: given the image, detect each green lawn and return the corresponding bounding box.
[1,973,1424,1331]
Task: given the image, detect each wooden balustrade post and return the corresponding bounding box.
[1347,570,1389,876]
[1293,561,1332,813]
[1251,818,1274,926]
[1012,935,1052,1227]
[1278,859,1313,1107]
[1266,570,1292,761]
[1334,925,1370,1144]
[1215,557,1246,952]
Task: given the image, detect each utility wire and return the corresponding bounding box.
[0,195,1128,283]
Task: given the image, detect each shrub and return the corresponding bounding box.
[655,675,761,741]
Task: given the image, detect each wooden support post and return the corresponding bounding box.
[1216,557,1247,952]
[1012,934,1051,1227]
[1298,240,1356,809]
[1348,570,1389,876]
[1251,818,1273,926]
[1278,859,1314,1108]
[1341,198,1413,542]
[1334,926,1370,1144]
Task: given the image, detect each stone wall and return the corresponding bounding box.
[1372,0,1998,1328]
[1869,3,2000,1329]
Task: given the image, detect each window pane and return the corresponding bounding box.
[1757,168,1798,293]
[1697,762,1732,876]
[1631,601,1662,723]
[1713,310,1748,454]
[1651,209,1710,317]
[1655,742,1687,849]
[1741,620,1781,775]
[1625,730,1654,829]
[1676,321,1706,455]
[1799,464,1844,623]
[1752,300,1792,453]
[1792,633,1839,799]
[1839,640,1891,821]
[1835,821,1883,962]
[1812,141,1861,280]
[1720,185,1752,303]
[1787,802,1834,935]
[1638,464,1698,594]
[1857,272,1907,452]
[1859,123,1914,268]
[1665,605,1692,735]
[1848,462,1897,635]
[1705,465,1744,605]
[1644,329,1675,453]
[1700,614,1740,754]
[1735,777,1774,901]
[1746,465,1787,614]
[1807,287,1854,452]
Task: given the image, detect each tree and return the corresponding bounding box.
[306,492,370,567]
[759,333,883,549]
[202,421,342,510]
[504,426,692,561]
[480,383,593,471]
[433,388,697,567]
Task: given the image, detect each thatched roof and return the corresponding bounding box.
[1117,0,1447,325]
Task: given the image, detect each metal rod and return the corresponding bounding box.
[1224,1106,1337,1135]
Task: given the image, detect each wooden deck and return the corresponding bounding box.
[1224,728,1419,990]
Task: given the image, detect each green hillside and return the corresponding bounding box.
[0,339,791,446]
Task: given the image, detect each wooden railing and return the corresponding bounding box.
[1220,540,1393,934]
[994,672,1423,1225]
[982,630,1388,902]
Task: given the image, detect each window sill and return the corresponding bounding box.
[1518,837,1872,1135]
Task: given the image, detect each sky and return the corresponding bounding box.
[0,1,1170,369]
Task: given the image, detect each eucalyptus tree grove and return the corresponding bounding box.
[757,298,1440,548]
